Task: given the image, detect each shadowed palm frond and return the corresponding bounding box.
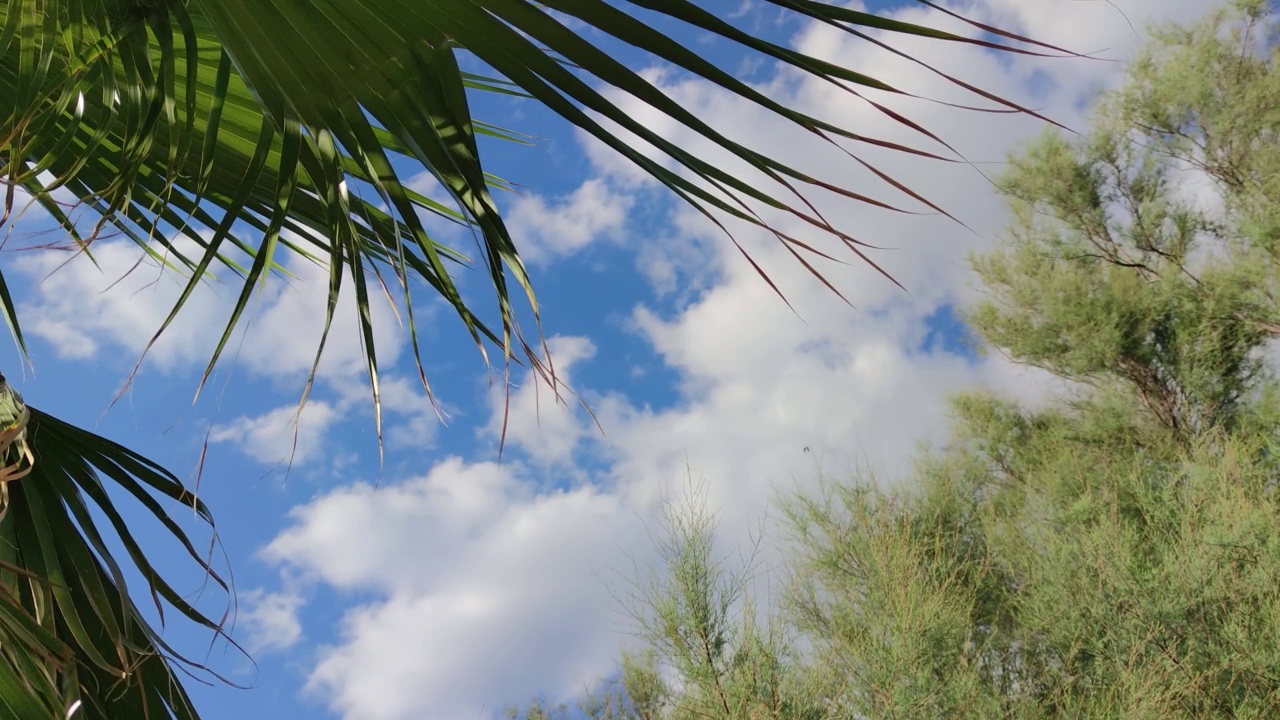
[2,0,1075,430]
[0,377,236,719]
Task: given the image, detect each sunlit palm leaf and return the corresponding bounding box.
[3,0,1071,421]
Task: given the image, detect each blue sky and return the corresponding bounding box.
[3,0,1223,718]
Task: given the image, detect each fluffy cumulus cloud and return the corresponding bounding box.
[11,230,426,466]
[483,335,598,467]
[12,232,406,382]
[240,589,307,655]
[506,179,634,264]
[262,457,639,720]
[377,375,446,451]
[206,372,444,466]
[10,237,233,370]
[209,401,341,466]
[258,2,1226,718]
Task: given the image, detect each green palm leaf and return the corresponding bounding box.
[0,375,237,719]
[2,0,1071,423]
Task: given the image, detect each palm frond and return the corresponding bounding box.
[0,377,237,719]
[2,0,1074,425]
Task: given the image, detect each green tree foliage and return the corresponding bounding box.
[511,484,831,720]
[520,4,1280,717]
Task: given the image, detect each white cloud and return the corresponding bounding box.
[11,238,232,370]
[506,179,633,264]
[484,335,597,467]
[231,259,407,382]
[12,233,407,384]
[240,589,306,655]
[378,375,444,450]
[263,458,638,720]
[209,401,340,466]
